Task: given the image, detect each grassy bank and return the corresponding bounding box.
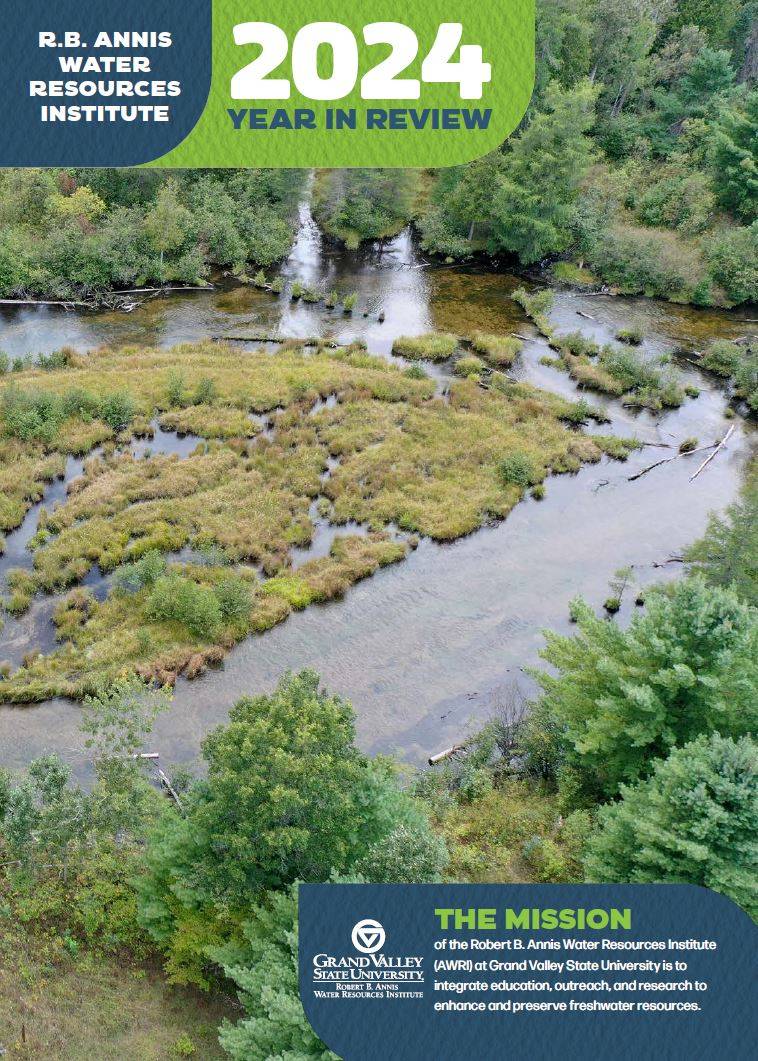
[0,919,230,1060]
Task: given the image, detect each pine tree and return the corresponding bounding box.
[586,733,758,918]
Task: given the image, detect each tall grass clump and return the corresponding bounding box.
[392,333,458,361]
[470,333,523,367]
[512,288,554,336]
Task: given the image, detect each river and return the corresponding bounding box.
[0,199,754,777]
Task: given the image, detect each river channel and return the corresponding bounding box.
[0,200,754,777]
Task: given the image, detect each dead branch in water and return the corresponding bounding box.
[628,440,720,481]
[690,424,735,481]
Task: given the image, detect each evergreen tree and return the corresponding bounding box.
[490,80,598,263]
[534,578,758,798]
[686,465,758,604]
[586,734,758,918]
[213,886,337,1061]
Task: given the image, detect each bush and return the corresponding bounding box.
[1,385,63,442]
[99,390,136,432]
[497,453,540,489]
[113,550,167,595]
[166,370,186,408]
[355,822,449,883]
[589,222,711,303]
[705,223,758,305]
[193,377,217,405]
[701,340,741,376]
[147,575,222,638]
[214,576,252,623]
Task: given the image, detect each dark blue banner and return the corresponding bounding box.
[299,883,756,1060]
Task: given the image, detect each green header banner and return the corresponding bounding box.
[154,1,535,167]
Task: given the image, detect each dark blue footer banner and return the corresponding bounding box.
[299,883,756,1060]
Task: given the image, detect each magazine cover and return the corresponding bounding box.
[0,2,755,1058]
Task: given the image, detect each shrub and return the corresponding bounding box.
[166,370,186,407]
[147,575,222,639]
[559,331,599,357]
[589,222,711,303]
[193,376,217,405]
[214,576,252,623]
[2,386,63,442]
[355,822,449,883]
[113,550,167,595]
[704,223,758,305]
[99,390,136,432]
[497,453,540,489]
[701,340,740,377]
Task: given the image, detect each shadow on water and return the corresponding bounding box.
[0,196,754,779]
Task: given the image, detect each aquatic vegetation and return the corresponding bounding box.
[700,339,757,413]
[469,333,522,367]
[615,327,644,345]
[548,331,686,411]
[0,340,638,701]
[512,287,554,338]
[454,356,486,378]
[391,333,458,361]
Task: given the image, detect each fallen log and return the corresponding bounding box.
[212,334,341,347]
[690,424,735,481]
[429,741,468,766]
[0,298,92,307]
[576,310,597,321]
[110,284,214,294]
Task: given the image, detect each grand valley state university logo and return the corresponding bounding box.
[351,918,386,954]
[310,918,425,1000]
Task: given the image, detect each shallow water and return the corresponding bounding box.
[0,200,754,779]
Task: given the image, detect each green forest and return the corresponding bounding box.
[0,1,755,306]
[1,481,756,1055]
[0,0,756,1057]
